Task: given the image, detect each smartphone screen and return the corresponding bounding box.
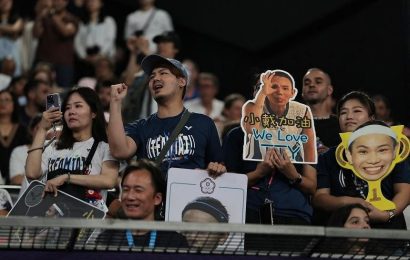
[46,93,61,111]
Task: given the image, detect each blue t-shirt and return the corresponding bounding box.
[223,126,313,223]
[317,146,410,200]
[125,110,222,176]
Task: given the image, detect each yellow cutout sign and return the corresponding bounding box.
[335,125,410,210]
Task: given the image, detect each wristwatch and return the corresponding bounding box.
[289,174,302,186]
[387,210,395,222]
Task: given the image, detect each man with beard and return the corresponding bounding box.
[108,54,225,178]
[302,68,340,154]
[19,79,51,127]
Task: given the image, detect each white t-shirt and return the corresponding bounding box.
[74,16,117,59]
[9,145,28,181]
[124,8,173,53]
[9,145,29,198]
[184,98,224,120]
[41,138,116,211]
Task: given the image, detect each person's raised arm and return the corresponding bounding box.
[241,72,274,134]
[32,4,50,38]
[25,108,62,180]
[0,18,23,38]
[107,83,137,159]
[51,13,77,37]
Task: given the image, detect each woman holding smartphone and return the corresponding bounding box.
[25,87,119,211]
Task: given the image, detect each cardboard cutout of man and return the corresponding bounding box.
[241,69,317,164]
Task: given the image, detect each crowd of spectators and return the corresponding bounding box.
[0,0,409,253]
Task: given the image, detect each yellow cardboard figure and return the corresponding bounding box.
[336,124,410,210]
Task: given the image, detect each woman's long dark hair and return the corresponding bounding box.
[56,87,107,150]
[327,204,369,227]
[83,0,107,24]
[0,89,19,123]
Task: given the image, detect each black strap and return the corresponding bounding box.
[155,109,191,165]
[84,140,99,171]
[141,9,157,34]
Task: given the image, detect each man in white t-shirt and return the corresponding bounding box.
[184,72,224,121]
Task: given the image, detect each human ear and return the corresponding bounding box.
[178,78,186,88]
[154,192,162,206]
[346,149,353,164]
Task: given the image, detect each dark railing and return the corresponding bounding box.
[1,217,409,258]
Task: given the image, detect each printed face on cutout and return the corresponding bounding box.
[182,209,227,249]
[268,75,294,108]
[346,134,396,181]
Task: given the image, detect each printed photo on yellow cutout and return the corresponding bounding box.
[336,120,410,210]
[241,69,317,164]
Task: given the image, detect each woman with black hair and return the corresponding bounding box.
[26,87,119,211]
[327,204,370,229]
[74,0,116,60]
[0,89,29,184]
[312,91,410,229]
[317,204,371,255]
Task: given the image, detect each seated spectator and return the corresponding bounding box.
[124,0,173,54]
[76,56,117,90]
[218,93,245,140]
[25,87,119,211]
[184,72,224,121]
[372,94,410,138]
[182,58,200,101]
[96,160,188,248]
[0,188,13,216]
[0,58,14,90]
[373,94,398,126]
[312,91,410,229]
[0,89,30,184]
[182,196,229,250]
[19,79,51,127]
[9,114,42,186]
[7,75,27,106]
[319,204,370,255]
[32,62,64,94]
[328,204,370,228]
[95,80,113,122]
[74,0,116,60]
